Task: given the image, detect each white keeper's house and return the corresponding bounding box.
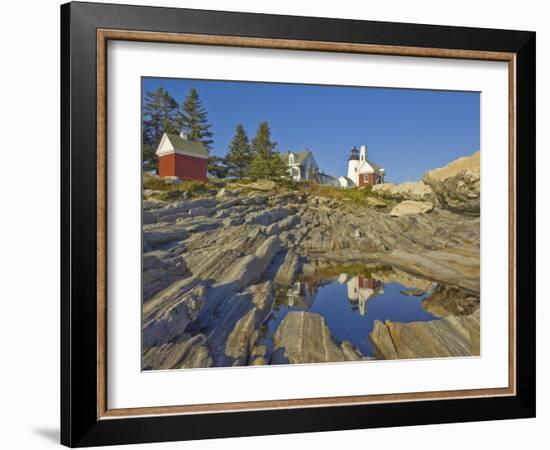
[282,145,385,188]
[284,149,318,181]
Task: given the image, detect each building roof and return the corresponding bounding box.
[287,150,312,165]
[367,160,381,171]
[156,133,209,159]
[339,176,354,182]
[358,159,382,173]
[315,171,338,182]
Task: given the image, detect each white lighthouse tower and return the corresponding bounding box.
[347,146,360,185]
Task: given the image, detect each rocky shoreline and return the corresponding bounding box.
[142,151,481,369]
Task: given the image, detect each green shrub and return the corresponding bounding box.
[180,180,209,193]
[293,182,384,206]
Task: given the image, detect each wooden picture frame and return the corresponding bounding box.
[61,1,535,447]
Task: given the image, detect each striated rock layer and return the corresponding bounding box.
[271,311,365,364]
[389,200,434,217]
[372,181,436,203]
[422,151,480,215]
[370,309,480,359]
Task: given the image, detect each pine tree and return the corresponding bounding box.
[207,156,229,179]
[248,152,290,181]
[270,151,291,180]
[179,88,214,151]
[251,121,276,158]
[247,122,289,181]
[142,144,156,172]
[225,124,253,179]
[142,87,179,147]
[142,87,179,170]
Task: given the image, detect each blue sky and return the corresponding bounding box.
[142,77,479,183]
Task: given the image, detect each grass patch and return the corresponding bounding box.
[143,174,392,207]
[143,174,219,200]
[143,174,170,191]
[292,182,390,207]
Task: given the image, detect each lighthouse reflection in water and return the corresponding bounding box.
[266,270,438,357]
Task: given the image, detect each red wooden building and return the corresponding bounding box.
[155,131,208,181]
[347,145,385,187]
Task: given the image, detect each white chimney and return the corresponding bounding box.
[179,130,189,140]
[360,145,367,162]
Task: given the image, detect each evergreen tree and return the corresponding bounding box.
[247,122,289,181]
[248,151,290,181]
[225,124,253,179]
[270,151,291,180]
[142,87,179,147]
[142,144,157,172]
[142,87,179,170]
[207,156,229,179]
[179,88,214,151]
[251,121,277,158]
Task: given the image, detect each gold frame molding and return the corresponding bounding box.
[96,29,516,420]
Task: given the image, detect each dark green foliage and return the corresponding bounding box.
[142,144,157,172]
[179,88,214,151]
[251,121,277,158]
[270,151,292,181]
[247,122,289,181]
[248,151,290,181]
[225,124,253,179]
[142,87,180,169]
[207,156,229,179]
[142,87,179,148]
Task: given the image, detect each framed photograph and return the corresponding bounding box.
[61,1,536,447]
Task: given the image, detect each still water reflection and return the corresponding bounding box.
[264,271,441,358]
